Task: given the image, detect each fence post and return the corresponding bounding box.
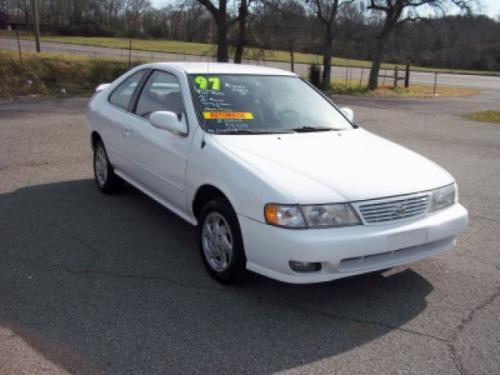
[15,27,23,64]
[359,68,364,86]
[394,65,398,88]
[433,72,438,95]
[128,37,132,68]
[405,61,410,88]
[32,0,41,52]
[382,69,386,86]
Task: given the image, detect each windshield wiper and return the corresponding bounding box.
[216,129,292,135]
[291,126,335,132]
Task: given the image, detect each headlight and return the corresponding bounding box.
[264,203,360,228]
[264,204,306,228]
[431,184,456,211]
[301,204,360,227]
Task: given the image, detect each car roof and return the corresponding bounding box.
[147,62,297,76]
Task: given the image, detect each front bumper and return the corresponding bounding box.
[239,203,468,284]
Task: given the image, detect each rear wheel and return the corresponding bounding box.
[93,139,122,193]
[199,198,247,283]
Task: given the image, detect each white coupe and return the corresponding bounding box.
[87,62,468,284]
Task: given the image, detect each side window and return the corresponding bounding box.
[109,70,145,110]
[135,71,185,119]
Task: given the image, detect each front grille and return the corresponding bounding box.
[356,193,431,224]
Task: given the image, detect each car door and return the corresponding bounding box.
[124,70,191,214]
[104,69,148,175]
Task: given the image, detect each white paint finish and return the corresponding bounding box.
[213,129,453,203]
[121,114,190,213]
[241,203,468,284]
[150,111,188,135]
[88,63,469,283]
[153,61,297,76]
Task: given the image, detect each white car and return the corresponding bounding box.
[87,62,468,284]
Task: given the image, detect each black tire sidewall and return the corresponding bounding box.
[198,199,247,283]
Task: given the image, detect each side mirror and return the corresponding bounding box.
[340,107,354,122]
[150,111,188,135]
[95,83,111,92]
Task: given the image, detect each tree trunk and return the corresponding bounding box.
[234,0,247,64]
[321,40,333,91]
[22,0,29,31]
[216,16,229,62]
[368,37,385,90]
[290,45,295,72]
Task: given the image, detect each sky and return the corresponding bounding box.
[480,0,500,18]
[151,0,500,19]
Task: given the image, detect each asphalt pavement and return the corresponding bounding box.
[0,90,500,374]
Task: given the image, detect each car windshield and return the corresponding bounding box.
[188,74,353,134]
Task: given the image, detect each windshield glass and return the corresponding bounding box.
[188,74,353,134]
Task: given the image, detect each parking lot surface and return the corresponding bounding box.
[0,92,499,374]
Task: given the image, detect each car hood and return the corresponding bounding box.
[212,128,454,203]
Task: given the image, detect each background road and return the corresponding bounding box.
[1,90,500,374]
[2,37,500,91]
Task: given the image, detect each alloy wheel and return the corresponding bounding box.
[201,212,234,272]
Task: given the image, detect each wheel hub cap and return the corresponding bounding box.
[95,146,108,186]
[202,212,233,272]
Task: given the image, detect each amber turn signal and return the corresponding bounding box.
[264,203,279,225]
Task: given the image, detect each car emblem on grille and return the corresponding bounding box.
[393,204,406,217]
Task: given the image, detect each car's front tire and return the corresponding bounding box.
[199,198,247,284]
[93,139,122,194]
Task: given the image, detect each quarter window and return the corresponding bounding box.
[135,71,185,119]
[109,70,145,110]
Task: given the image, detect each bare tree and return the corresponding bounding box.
[276,0,308,71]
[196,0,229,61]
[257,0,307,71]
[16,0,30,27]
[234,0,249,63]
[196,0,251,62]
[367,0,474,90]
[0,0,8,13]
[308,0,353,91]
[124,0,151,32]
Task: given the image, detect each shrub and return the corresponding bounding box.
[56,23,116,37]
[0,50,143,97]
[309,64,321,89]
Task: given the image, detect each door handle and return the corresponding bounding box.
[123,125,133,137]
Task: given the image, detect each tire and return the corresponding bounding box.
[93,139,123,194]
[198,198,247,284]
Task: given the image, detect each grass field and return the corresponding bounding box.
[329,81,478,97]
[0,49,139,97]
[0,49,479,98]
[463,111,500,124]
[2,31,499,77]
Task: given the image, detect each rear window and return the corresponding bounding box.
[109,70,145,110]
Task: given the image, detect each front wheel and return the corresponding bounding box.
[199,199,247,284]
[93,139,122,194]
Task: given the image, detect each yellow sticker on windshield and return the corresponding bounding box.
[203,111,254,120]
